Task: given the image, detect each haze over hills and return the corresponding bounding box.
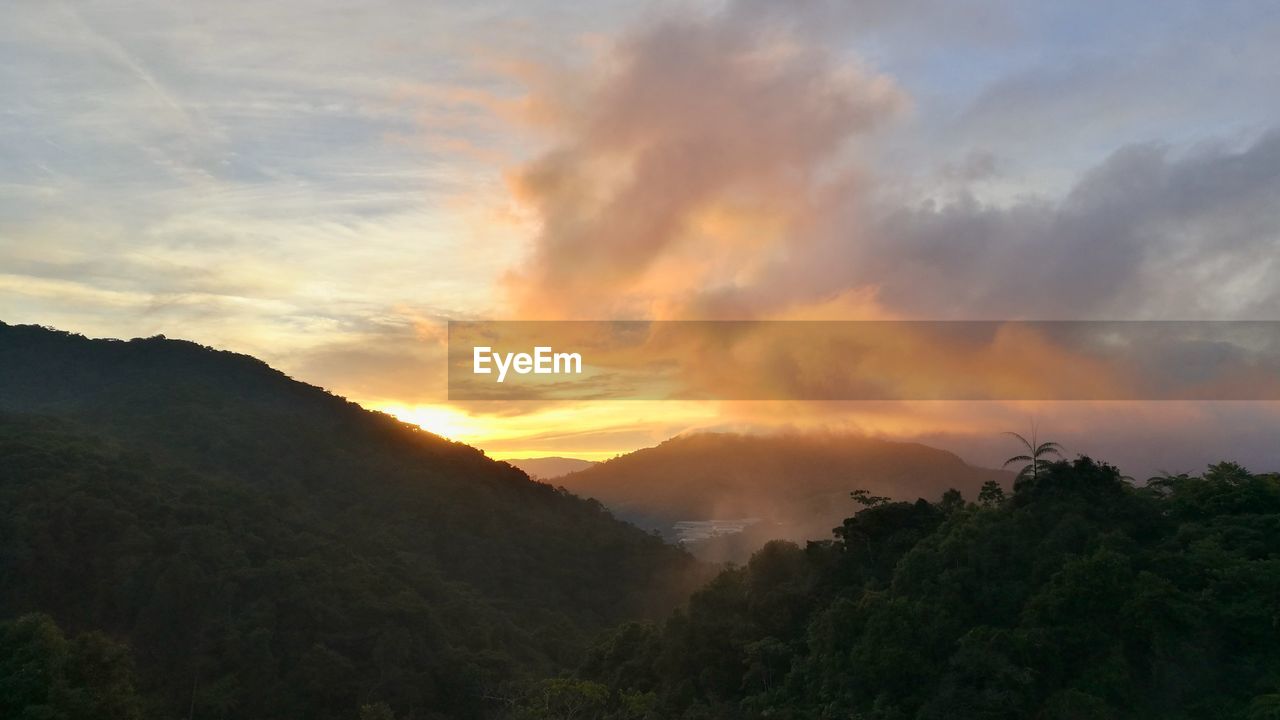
[556,432,1010,560]
[0,322,699,719]
[505,456,597,480]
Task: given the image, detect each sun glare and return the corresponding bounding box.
[367,399,725,461]
[374,403,489,443]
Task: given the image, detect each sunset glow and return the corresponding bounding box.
[7,3,1280,717]
[373,400,726,461]
[2,0,1278,475]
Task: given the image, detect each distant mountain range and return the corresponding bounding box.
[506,456,598,480]
[556,432,1010,560]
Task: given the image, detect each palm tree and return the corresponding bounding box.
[1145,470,1188,495]
[1002,428,1063,483]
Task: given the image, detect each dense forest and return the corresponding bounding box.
[0,323,700,719]
[507,458,1280,719]
[4,322,1280,719]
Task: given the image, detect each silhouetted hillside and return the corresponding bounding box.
[0,322,699,719]
[557,432,1010,560]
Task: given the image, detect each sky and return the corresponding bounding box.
[3,0,1279,474]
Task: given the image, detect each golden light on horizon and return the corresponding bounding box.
[368,399,726,461]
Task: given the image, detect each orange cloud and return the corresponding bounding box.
[496,3,906,319]
[374,2,1280,479]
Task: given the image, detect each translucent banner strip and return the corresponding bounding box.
[447,321,1280,401]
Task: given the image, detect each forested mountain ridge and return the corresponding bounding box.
[9,321,1278,720]
[510,458,1280,720]
[0,322,700,719]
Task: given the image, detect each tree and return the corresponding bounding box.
[0,614,143,720]
[523,459,1280,719]
[513,679,610,720]
[939,488,965,514]
[851,489,891,507]
[977,480,1006,508]
[1001,429,1063,486]
[359,702,396,720]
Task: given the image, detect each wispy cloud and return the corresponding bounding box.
[3,0,1279,470]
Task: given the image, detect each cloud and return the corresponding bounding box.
[5,0,1280,469]
[815,130,1280,320]
[498,0,1280,326]
[501,0,906,318]
[708,399,1280,479]
[460,0,1280,470]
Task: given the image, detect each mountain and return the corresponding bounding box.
[523,459,1280,719]
[556,432,1010,560]
[505,456,598,480]
[0,322,699,720]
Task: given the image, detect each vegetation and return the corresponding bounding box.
[5,322,1279,719]
[0,323,699,719]
[0,613,143,720]
[514,457,1280,719]
[1001,429,1064,483]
